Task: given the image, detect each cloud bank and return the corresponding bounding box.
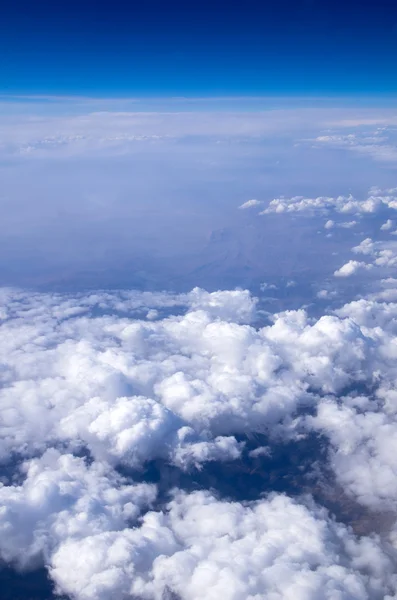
[261,187,397,217]
[2,276,397,598]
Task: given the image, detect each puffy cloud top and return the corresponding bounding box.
[261,188,397,217]
[2,284,397,598]
[238,199,262,209]
[50,491,397,600]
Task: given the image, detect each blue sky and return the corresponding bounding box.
[2,0,397,96]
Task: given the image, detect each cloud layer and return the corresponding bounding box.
[2,278,397,598]
[50,491,397,600]
[261,187,397,216]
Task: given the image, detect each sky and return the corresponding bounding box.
[4,2,397,600]
[2,0,397,96]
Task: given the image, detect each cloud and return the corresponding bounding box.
[0,285,387,463]
[316,289,337,299]
[261,187,397,217]
[0,105,355,159]
[261,195,339,215]
[2,98,397,161]
[0,449,156,569]
[185,287,257,323]
[49,491,396,600]
[308,127,397,164]
[299,292,397,516]
[0,100,392,154]
[381,219,394,231]
[334,260,371,277]
[325,219,356,230]
[0,288,257,469]
[238,199,262,209]
[352,238,376,256]
[332,237,397,277]
[354,239,397,268]
[308,398,397,512]
[3,277,397,596]
[340,220,357,229]
[58,396,242,470]
[0,285,385,479]
[260,282,277,291]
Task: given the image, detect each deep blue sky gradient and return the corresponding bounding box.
[1,0,397,96]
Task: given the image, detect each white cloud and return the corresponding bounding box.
[308,399,397,512]
[332,238,397,277]
[340,220,357,228]
[0,449,156,569]
[304,293,397,514]
[325,219,356,230]
[309,129,397,164]
[261,187,397,217]
[186,287,257,323]
[260,282,277,291]
[334,260,371,277]
[261,195,339,215]
[351,239,397,269]
[3,281,397,596]
[381,219,394,231]
[248,445,271,458]
[0,283,386,515]
[58,395,242,470]
[0,288,259,468]
[0,286,386,465]
[316,289,338,300]
[352,238,376,255]
[2,101,397,158]
[238,199,262,209]
[50,491,396,600]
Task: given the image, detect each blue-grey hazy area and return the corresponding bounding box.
[3,97,397,600]
[1,97,397,306]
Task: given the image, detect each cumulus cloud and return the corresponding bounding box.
[0,285,388,464]
[58,396,242,470]
[325,219,356,230]
[238,199,262,209]
[0,288,257,469]
[334,260,371,277]
[261,194,340,215]
[310,129,397,164]
[355,239,397,268]
[299,291,397,518]
[260,282,277,291]
[50,491,397,600]
[316,289,337,299]
[340,220,357,228]
[0,450,156,569]
[381,219,394,231]
[353,238,377,256]
[308,399,397,512]
[3,279,397,597]
[261,187,397,217]
[332,237,397,278]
